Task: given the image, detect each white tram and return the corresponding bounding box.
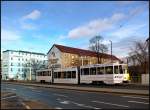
[36,63,130,84]
[36,69,52,83]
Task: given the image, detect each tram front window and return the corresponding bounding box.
[119,65,123,74]
[105,66,113,74]
[114,66,119,74]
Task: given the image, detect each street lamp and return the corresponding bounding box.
[109,40,112,63]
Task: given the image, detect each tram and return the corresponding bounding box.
[36,63,130,84]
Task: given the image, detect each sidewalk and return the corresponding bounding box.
[4,82,149,96]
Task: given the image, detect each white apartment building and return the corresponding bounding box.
[2,50,47,80]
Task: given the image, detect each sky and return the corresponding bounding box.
[1,1,149,58]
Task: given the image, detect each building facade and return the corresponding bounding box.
[47,44,120,69]
[2,50,47,80]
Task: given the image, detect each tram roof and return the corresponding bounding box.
[80,63,127,68]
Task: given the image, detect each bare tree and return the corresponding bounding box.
[128,40,149,74]
[89,35,108,63]
[23,59,48,81]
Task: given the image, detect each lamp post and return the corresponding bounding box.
[109,40,112,63]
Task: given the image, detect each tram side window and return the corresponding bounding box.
[119,65,123,74]
[57,72,61,78]
[83,68,89,75]
[114,66,119,74]
[90,67,96,75]
[67,71,71,78]
[64,72,67,78]
[72,71,76,78]
[105,66,113,74]
[54,72,57,78]
[97,67,104,74]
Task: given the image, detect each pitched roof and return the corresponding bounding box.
[48,44,120,61]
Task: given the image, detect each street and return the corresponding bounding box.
[1,82,149,109]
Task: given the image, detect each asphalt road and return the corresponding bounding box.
[1,83,149,109]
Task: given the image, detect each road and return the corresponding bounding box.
[1,83,149,109]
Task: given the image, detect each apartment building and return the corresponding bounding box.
[47,44,120,69]
[2,50,47,80]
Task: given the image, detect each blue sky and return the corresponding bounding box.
[1,1,149,58]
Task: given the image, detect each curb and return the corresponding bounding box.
[4,82,149,96]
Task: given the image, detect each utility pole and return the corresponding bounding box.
[109,40,112,63]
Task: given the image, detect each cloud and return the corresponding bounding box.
[22,10,41,20]
[108,24,146,41]
[20,10,41,30]
[67,13,125,39]
[1,29,21,43]
[20,22,37,30]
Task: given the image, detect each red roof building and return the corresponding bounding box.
[47,44,120,68]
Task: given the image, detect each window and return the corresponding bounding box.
[114,66,119,74]
[11,51,13,54]
[97,67,104,75]
[11,57,13,60]
[119,65,123,74]
[18,68,20,72]
[82,68,89,75]
[72,71,76,78]
[11,63,13,66]
[18,63,20,66]
[64,72,67,78]
[66,71,71,78]
[90,67,96,75]
[57,72,61,78]
[11,68,13,72]
[26,59,27,61]
[105,66,113,74]
[18,58,20,61]
[54,72,57,78]
[22,53,24,55]
[22,58,24,61]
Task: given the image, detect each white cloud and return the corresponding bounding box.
[20,10,41,30]
[20,22,37,30]
[22,10,41,20]
[67,13,125,39]
[108,24,146,41]
[1,29,21,43]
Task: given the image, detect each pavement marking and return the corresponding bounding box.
[59,101,69,104]
[92,101,129,108]
[128,100,149,104]
[6,88,16,91]
[27,87,36,89]
[31,90,41,92]
[121,95,149,100]
[1,95,17,100]
[53,93,68,98]
[55,107,62,109]
[71,101,101,109]
[21,102,31,109]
